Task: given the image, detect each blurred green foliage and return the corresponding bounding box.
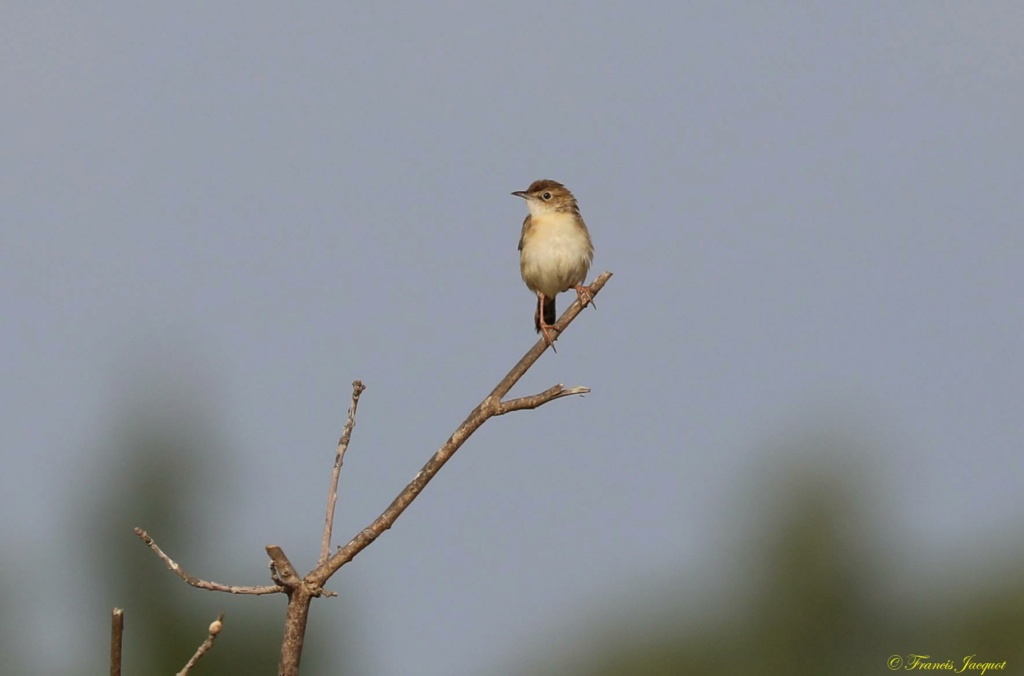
[61,389,350,674]
[3,389,1017,674]
[519,465,1024,676]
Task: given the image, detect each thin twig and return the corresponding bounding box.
[134,528,283,595]
[320,380,366,564]
[110,608,124,676]
[176,613,226,676]
[498,384,591,413]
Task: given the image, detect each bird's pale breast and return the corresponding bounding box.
[519,212,593,297]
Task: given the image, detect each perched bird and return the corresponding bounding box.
[513,179,594,347]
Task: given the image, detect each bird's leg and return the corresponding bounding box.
[536,293,559,351]
[539,323,559,350]
[574,283,595,309]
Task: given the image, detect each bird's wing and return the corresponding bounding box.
[517,215,531,252]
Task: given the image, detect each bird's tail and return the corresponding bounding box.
[535,297,556,332]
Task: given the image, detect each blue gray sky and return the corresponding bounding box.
[3,3,1023,674]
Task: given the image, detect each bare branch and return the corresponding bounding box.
[266,546,302,588]
[309,271,612,585]
[497,385,591,414]
[131,272,612,676]
[278,585,313,675]
[485,271,612,403]
[267,545,317,676]
[110,608,123,676]
[134,528,282,595]
[320,380,366,564]
[176,613,225,676]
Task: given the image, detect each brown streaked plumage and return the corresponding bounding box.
[512,179,594,348]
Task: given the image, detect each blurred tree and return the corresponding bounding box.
[72,376,354,674]
[510,453,1024,675]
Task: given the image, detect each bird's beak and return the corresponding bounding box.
[511,190,528,199]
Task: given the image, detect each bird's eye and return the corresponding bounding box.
[542,192,552,200]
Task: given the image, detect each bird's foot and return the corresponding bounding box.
[574,283,596,309]
[539,323,560,352]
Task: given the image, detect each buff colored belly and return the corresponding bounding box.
[520,216,592,298]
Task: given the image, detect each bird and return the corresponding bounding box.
[513,179,594,347]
